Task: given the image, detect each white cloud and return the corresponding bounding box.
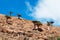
[25,1,33,11]
[25,0,60,26]
[31,0,60,20]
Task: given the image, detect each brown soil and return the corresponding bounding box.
[0,14,60,40]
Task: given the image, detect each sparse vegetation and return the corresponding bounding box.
[17,14,21,19]
[49,37,56,40]
[47,21,54,26]
[5,15,11,19]
[5,15,11,24]
[56,37,60,40]
[32,21,42,30]
[32,21,42,26]
[48,37,60,40]
[24,37,29,40]
[9,11,13,16]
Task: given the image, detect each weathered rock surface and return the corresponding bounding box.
[0,14,60,40]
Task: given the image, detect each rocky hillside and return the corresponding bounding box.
[0,14,60,40]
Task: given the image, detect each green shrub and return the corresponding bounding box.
[49,37,60,40]
[47,21,54,26]
[17,14,21,19]
[57,37,60,40]
[5,15,11,19]
[32,21,42,25]
[49,37,57,40]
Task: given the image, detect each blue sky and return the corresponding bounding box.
[0,0,38,20]
[0,0,60,26]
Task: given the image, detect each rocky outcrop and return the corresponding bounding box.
[0,14,60,40]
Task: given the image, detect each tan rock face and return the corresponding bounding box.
[0,14,60,40]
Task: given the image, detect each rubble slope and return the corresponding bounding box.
[0,14,60,40]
